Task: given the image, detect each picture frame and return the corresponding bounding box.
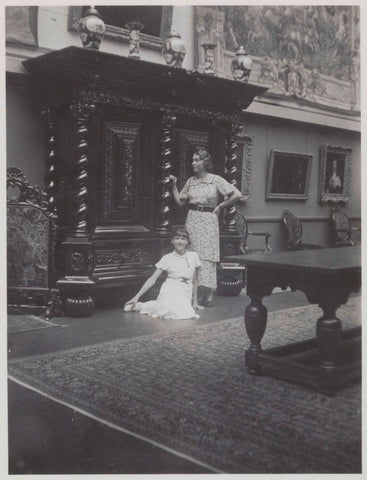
[318,144,352,203]
[68,6,173,51]
[265,150,312,201]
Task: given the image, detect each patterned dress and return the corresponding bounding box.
[179,174,236,289]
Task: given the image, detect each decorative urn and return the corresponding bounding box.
[78,6,106,50]
[231,46,253,82]
[125,21,144,59]
[162,28,186,68]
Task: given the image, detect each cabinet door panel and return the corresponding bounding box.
[101,120,141,225]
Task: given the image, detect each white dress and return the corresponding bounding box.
[135,251,201,320]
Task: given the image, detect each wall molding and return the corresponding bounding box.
[244,215,361,223]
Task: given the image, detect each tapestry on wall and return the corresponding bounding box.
[195,6,360,110]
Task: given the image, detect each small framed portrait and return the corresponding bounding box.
[319,145,352,203]
[265,150,312,201]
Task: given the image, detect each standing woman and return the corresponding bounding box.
[170,149,241,306]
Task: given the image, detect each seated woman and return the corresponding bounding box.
[124,228,201,320]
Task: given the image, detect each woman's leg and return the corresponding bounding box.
[197,286,205,304]
[206,287,214,303]
[199,260,217,306]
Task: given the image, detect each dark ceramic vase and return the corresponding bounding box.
[78,6,106,50]
[231,46,253,82]
[162,29,186,68]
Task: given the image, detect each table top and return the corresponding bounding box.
[225,246,361,275]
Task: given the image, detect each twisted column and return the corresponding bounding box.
[41,108,57,217]
[156,114,176,235]
[69,100,96,237]
[224,120,242,233]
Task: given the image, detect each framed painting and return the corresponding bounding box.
[318,145,352,203]
[266,150,312,201]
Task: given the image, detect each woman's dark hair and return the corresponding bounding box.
[171,228,190,241]
[194,149,214,172]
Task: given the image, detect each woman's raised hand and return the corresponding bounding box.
[168,175,177,187]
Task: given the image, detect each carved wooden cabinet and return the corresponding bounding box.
[23,47,266,316]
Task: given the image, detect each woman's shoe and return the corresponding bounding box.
[202,299,214,307]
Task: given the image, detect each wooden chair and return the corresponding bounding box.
[331,206,361,247]
[217,212,272,296]
[234,211,273,255]
[7,167,63,318]
[282,210,323,251]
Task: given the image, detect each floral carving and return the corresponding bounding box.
[70,251,94,273]
[78,90,242,123]
[102,121,140,220]
[7,167,49,210]
[96,250,149,266]
[70,99,96,120]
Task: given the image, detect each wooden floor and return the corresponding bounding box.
[8,290,316,474]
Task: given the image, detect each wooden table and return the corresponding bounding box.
[226,247,361,395]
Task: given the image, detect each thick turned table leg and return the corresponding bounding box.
[316,302,342,394]
[245,295,267,374]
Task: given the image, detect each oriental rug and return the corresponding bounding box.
[8,297,361,473]
[8,314,62,334]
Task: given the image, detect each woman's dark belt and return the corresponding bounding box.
[188,204,215,213]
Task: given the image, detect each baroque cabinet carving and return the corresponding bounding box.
[23,47,266,316]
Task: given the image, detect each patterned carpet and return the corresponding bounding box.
[8,314,61,334]
[8,297,361,473]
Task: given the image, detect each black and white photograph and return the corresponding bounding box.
[5,2,362,477]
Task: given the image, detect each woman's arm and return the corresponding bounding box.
[213,189,242,216]
[125,268,163,306]
[169,175,187,207]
